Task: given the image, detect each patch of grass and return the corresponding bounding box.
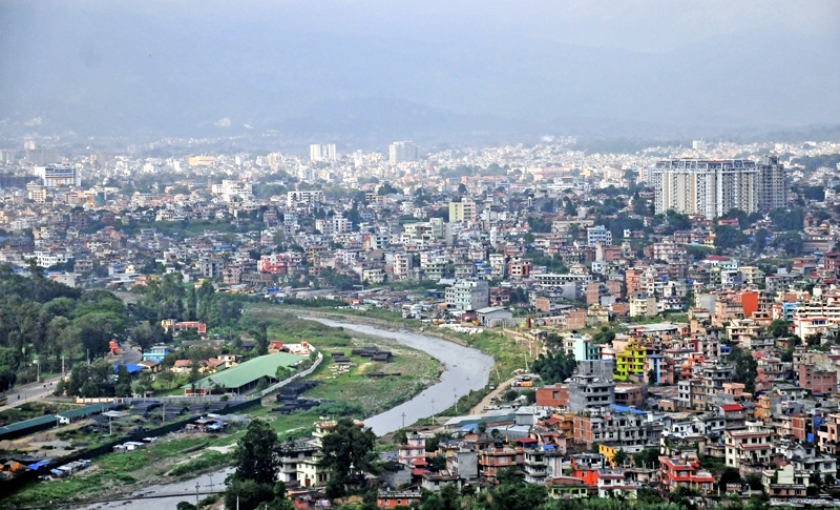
[169,450,225,477]
[441,329,529,386]
[306,341,439,416]
[2,436,224,507]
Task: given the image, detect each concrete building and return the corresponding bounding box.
[389,141,419,164]
[34,165,81,188]
[757,156,787,212]
[445,280,490,311]
[309,144,337,162]
[568,360,615,413]
[287,190,325,208]
[573,408,661,448]
[449,199,477,223]
[724,422,773,469]
[587,225,612,246]
[652,159,760,219]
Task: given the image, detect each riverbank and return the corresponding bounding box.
[282,305,534,386]
[5,312,498,509]
[306,318,494,435]
[2,312,447,509]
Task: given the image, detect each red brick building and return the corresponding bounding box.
[799,364,837,396]
[536,384,569,408]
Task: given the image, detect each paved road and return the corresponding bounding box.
[0,344,141,412]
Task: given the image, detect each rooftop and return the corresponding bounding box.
[186,351,308,390]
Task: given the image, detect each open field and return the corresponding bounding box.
[2,306,444,507]
[246,307,442,416]
[262,305,535,417]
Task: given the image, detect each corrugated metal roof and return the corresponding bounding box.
[0,415,56,437]
[57,403,109,419]
[185,352,308,390]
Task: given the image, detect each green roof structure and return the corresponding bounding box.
[57,403,109,420]
[185,352,308,391]
[0,415,56,440]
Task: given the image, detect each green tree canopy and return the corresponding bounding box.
[319,418,378,498]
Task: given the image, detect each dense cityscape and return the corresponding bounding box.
[2,1,840,509]
[0,133,838,510]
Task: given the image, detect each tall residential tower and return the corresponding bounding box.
[652,158,786,219]
[388,141,418,164]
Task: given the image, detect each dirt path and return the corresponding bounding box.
[468,376,518,415]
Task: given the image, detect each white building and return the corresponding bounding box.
[287,190,325,208]
[34,165,80,188]
[652,158,785,219]
[211,180,253,202]
[309,144,337,162]
[587,225,612,246]
[444,280,489,311]
[389,141,418,164]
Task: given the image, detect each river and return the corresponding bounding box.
[308,318,494,436]
[79,317,493,510]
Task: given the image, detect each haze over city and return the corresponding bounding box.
[1,0,839,145]
[4,3,840,510]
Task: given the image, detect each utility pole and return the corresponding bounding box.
[195,481,200,506]
[401,412,406,431]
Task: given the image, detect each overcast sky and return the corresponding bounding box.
[117,0,839,50]
[1,1,838,141]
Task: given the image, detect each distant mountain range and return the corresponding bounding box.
[1,3,838,145]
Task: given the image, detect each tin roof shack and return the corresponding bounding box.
[57,403,110,425]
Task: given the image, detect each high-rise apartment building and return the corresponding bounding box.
[757,156,787,212]
[309,144,336,162]
[388,141,418,164]
[652,158,785,219]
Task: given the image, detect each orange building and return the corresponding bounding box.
[570,453,605,488]
[659,454,715,494]
[741,291,759,319]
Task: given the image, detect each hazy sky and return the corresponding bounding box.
[1,1,838,141]
[115,0,838,50]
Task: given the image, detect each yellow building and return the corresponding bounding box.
[614,340,647,381]
[187,155,216,167]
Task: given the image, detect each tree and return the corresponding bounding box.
[490,468,547,510]
[714,225,749,249]
[664,210,692,232]
[189,361,202,393]
[157,369,176,390]
[769,208,804,231]
[612,448,628,467]
[768,319,790,338]
[719,467,742,487]
[752,227,770,255]
[319,417,378,498]
[428,455,447,472]
[772,231,804,257]
[230,419,281,486]
[114,364,133,397]
[634,447,660,469]
[727,346,758,394]
[251,324,269,356]
[224,479,275,510]
[532,350,577,384]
